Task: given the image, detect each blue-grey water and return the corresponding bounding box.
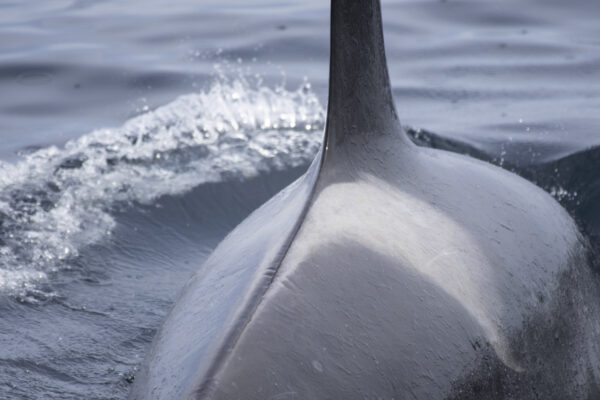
[1,0,599,398]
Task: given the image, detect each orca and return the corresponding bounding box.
[130,1,600,398]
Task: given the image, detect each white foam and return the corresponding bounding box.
[0,74,325,301]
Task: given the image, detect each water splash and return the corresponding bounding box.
[549,186,579,204]
[0,75,325,301]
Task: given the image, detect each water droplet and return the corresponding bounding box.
[312,360,323,373]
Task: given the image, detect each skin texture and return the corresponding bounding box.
[130,1,600,399]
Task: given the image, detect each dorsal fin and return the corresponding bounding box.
[325,0,402,150]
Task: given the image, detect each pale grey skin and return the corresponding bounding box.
[130,1,600,399]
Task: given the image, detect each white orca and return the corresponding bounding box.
[130,1,600,398]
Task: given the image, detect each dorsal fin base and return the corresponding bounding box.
[325,0,402,150]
